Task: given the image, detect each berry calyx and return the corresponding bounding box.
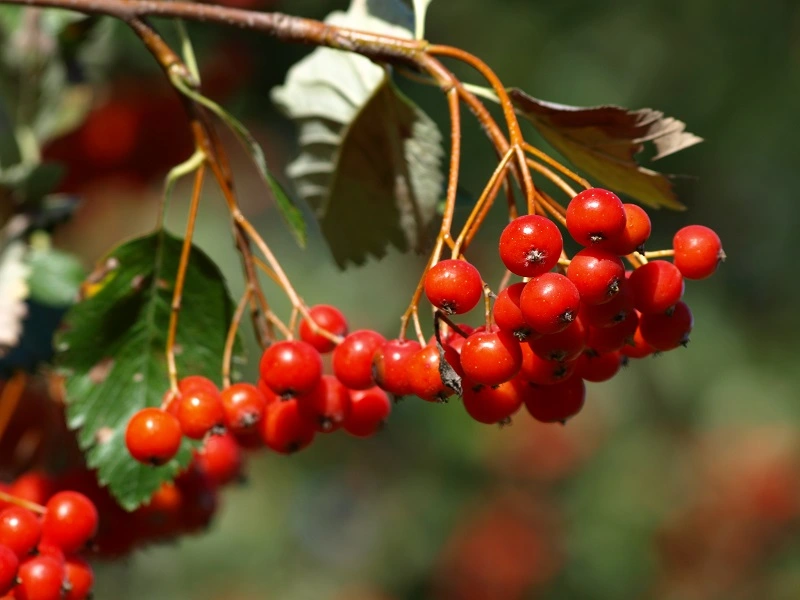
[125,407,182,466]
[296,375,352,432]
[566,248,625,305]
[519,273,581,335]
[41,492,98,555]
[459,330,522,386]
[523,376,587,423]
[259,398,316,454]
[298,304,349,353]
[519,342,577,385]
[498,215,562,277]
[566,188,627,246]
[333,330,387,390]
[424,259,483,315]
[673,225,725,280]
[219,383,268,434]
[259,340,323,397]
[343,387,392,437]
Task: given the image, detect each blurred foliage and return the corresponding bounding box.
[2,0,799,598]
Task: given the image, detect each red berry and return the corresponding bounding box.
[298,304,349,353]
[220,383,268,434]
[15,555,65,600]
[175,465,218,534]
[566,188,627,247]
[424,259,483,315]
[529,318,587,363]
[41,492,98,555]
[177,375,219,397]
[498,215,562,277]
[639,301,694,350]
[406,344,462,402]
[575,351,623,382]
[259,398,316,454]
[608,203,651,255]
[519,273,581,335]
[125,408,182,466]
[459,330,522,386]
[63,556,93,600]
[0,544,18,595]
[175,390,225,440]
[620,323,655,359]
[462,379,523,424]
[586,311,639,353]
[9,474,54,507]
[296,375,352,432]
[372,338,422,397]
[523,377,586,423]
[581,282,634,328]
[492,282,534,341]
[673,225,725,280]
[333,330,387,390]
[567,248,625,305]
[519,342,577,385]
[628,260,685,314]
[259,340,323,397]
[343,387,391,437]
[195,432,243,486]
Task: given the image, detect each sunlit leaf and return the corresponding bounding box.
[55,231,241,510]
[509,90,703,210]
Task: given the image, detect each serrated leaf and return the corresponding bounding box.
[411,0,434,39]
[272,0,442,267]
[55,231,241,510]
[509,90,702,210]
[27,245,84,306]
[172,77,307,248]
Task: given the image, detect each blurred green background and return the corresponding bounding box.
[30,0,800,598]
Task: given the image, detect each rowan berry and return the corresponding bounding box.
[124,407,182,466]
[492,283,533,341]
[586,311,639,353]
[567,247,625,305]
[520,273,581,335]
[581,282,634,328]
[177,375,219,397]
[296,375,351,432]
[14,555,65,600]
[195,432,243,486]
[259,340,323,397]
[259,398,316,454]
[333,330,387,390]
[620,324,655,359]
[459,330,522,386]
[298,304,349,353]
[0,543,18,595]
[529,318,587,363]
[523,376,586,423]
[63,556,93,600]
[175,389,225,440]
[406,344,462,402]
[41,492,98,555]
[566,188,626,246]
[628,260,684,314]
[575,350,623,382]
[673,225,725,279]
[639,301,694,350]
[608,203,651,255]
[219,383,268,434]
[343,387,392,437]
[498,215,562,277]
[519,342,577,385]
[372,338,422,397]
[462,379,523,424]
[424,259,483,315]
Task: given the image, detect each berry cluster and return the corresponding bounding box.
[0,487,97,600]
[419,187,724,425]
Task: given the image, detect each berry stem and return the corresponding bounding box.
[644,249,675,259]
[533,190,568,227]
[525,157,578,200]
[0,370,26,446]
[483,283,495,329]
[222,287,252,388]
[0,491,46,514]
[524,142,590,190]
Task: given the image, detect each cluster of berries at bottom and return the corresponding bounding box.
[0,486,97,600]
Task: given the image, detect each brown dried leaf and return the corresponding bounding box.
[509,90,703,210]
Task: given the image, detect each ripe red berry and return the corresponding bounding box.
[0,544,18,595]
[575,351,623,382]
[498,215,562,277]
[520,273,581,335]
[519,342,577,385]
[175,389,225,440]
[492,282,533,341]
[259,340,323,397]
[639,301,694,350]
[219,383,268,434]
[581,283,634,328]
[462,379,523,424]
[628,260,685,314]
[523,377,586,423]
[459,330,522,386]
[406,344,462,402]
[298,304,349,353]
[529,318,587,363]
[424,259,483,315]
[125,407,182,466]
[586,311,639,353]
[259,398,316,454]
[9,473,54,507]
[41,492,98,555]
[15,555,65,600]
[63,556,93,600]
[177,375,219,397]
[333,330,387,390]
[673,225,725,280]
[175,465,218,534]
[195,432,243,486]
[296,375,352,432]
[608,203,651,255]
[372,338,422,397]
[567,248,625,305]
[343,387,392,437]
[620,323,655,359]
[566,188,627,246]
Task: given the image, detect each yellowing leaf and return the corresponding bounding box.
[509,90,703,210]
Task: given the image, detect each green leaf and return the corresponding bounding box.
[272,0,442,267]
[55,231,241,510]
[171,77,307,248]
[27,244,84,307]
[509,90,702,210]
[411,0,434,39]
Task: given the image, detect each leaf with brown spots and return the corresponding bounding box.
[509,90,702,210]
[55,231,242,510]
